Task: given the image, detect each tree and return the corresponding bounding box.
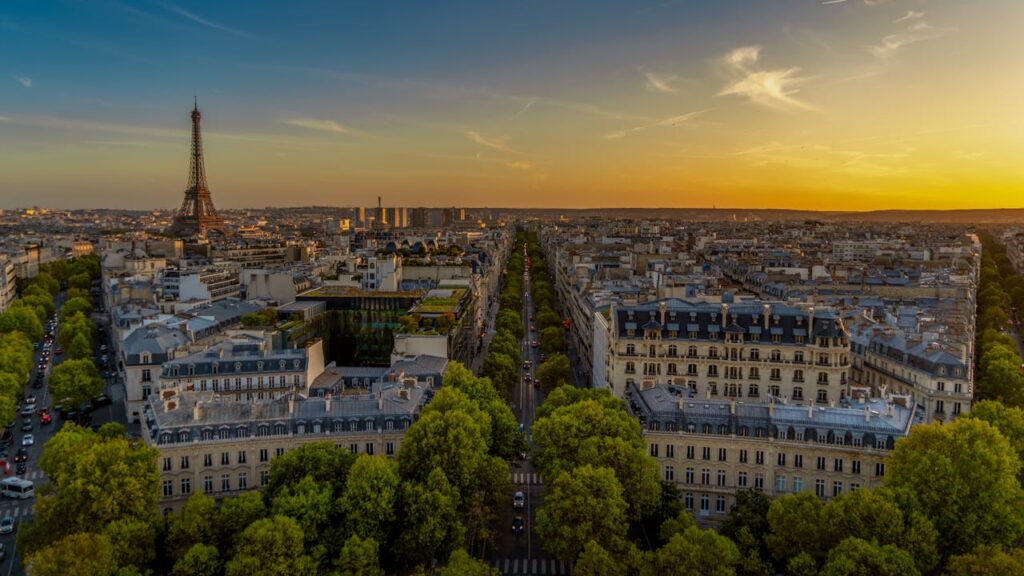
[29,272,60,295]
[174,544,220,576]
[67,272,92,290]
[270,475,335,549]
[496,309,524,340]
[885,418,1024,556]
[536,466,628,561]
[49,359,104,409]
[945,545,1024,575]
[0,306,43,341]
[968,400,1024,483]
[336,535,384,576]
[103,518,156,573]
[657,527,742,576]
[539,326,567,354]
[167,493,218,559]
[341,455,400,544]
[217,492,267,547]
[436,549,499,576]
[395,470,465,567]
[225,516,317,576]
[575,540,626,576]
[60,297,93,323]
[658,509,696,544]
[24,532,118,576]
[264,442,355,502]
[67,331,92,361]
[765,492,826,564]
[537,353,570,390]
[818,537,919,576]
[721,488,771,554]
[482,352,518,399]
[536,309,562,332]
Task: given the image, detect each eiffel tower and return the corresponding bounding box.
[170,99,226,237]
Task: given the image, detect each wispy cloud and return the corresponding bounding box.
[151,0,255,39]
[604,109,710,140]
[13,75,31,88]
[510,97,540,120]
[641,69,678,94]
[718,46,817,111]
[868,13,956,58]
[280,118,353,134]
[821,0,847,5]
[465,130,517,154]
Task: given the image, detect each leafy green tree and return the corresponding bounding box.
[174,544,220,576]
[67,331,92,360]
[225,516,317,576]
[29,272,60,295]
[658,509,696,544]
[539,326,567,354]
[67,272,92,290]
[217,492,267,547]
[15,296,52,325]
[536,309,562,332]
[537,353,570,390]
[103,518,156,573]
[536,465,629,561]
[60,297,93,323]
[167,493,218,559]
[49,359,104,409]
[765,492,826,564]
[341,455,400,544]
[436,549,499,576]
[58,312,95,350]
[395,470,465,567]
[488,331,520,364]
[271,475,335,549]
[945,545,1024,575]
[787,553,819,576]
[337,535,384,576]
[496,309,524,340]
[443,362,525,459]
[819,537,919,576]
[482,352,518,399]
[264,442,355,502]
[968,400,1024,482]
[0,305,43,341]
[24,532,118,576]
[657,526,742,576]
[721,488,771,556]
[576,540,626,576]
[886,418,1024,556]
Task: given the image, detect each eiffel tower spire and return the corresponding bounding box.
[170,100,225,237]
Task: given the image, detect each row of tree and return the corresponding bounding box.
[481,232,530,397]
[975,232,1024,406]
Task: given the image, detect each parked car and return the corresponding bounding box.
[13,448,27,463]
[19,405,35,417]
[39,412,51,426]
[24,395,35,405]
[92,394,112,409]
[21,434,33,447]
[0,517,13,535]
[54,347,63,355]
[512,515,525,535]
[19,419,31,433]
[513,491,525,509]
[530,341,539,348]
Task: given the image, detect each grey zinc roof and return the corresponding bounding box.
[123,324,190,365]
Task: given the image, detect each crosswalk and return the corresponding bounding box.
[510,472,542,486]
[492,558,570,575]
[0,502,33,518]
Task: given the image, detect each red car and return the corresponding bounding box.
[39,412,52,425]
[54,348,63,356]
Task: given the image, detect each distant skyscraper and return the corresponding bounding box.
[170,101,225,237]
[410,207,428,228]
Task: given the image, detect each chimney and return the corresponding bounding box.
[721,303,729,327]
[193,401,202,421]
[808,306,815,340]
[886,401,894,417]
[864,406,871,422]
[807,401,813,419]
[730,399,736,415]
[288,394,295,415]
[678,396,684,410]
[768,400,775,418]
[762,304,770,329]
[659,301,667,326]
[325,392,332,412]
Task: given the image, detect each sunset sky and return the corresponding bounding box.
[1,0,1022,210]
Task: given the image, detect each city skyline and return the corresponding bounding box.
[1,0,1022,210]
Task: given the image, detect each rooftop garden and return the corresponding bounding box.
[411,287,468,315]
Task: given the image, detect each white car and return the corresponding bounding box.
[513,491,525,509]
[21,434,33,447]
[0,517,12,535]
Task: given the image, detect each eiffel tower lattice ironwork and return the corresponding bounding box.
[170,99,226,237]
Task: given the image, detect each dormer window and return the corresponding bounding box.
[279,360,287,369]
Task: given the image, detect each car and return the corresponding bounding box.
[14,462,26,476]
[539,354,547,362]
[530,325,536,332]
[0,517,12,535]
[523,374,532,383]
[21,435,33,447]
[513,491,525,509]
[512,515,525,535]
[100,344,108,352]
[39,412,51,426]
[529,315,534,322]
[534,378,541,389]
[19,405,35,417]
[530,341,539,348]
[92,394,112,408]
[54,348,63,355]
[19,420,31,433]
[13,448,27,463]
[0,542,6,561]
[24,395,35,405]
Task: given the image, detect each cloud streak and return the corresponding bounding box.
[717,46,817,111]
[604,109,710,140]
[13,75,31,88]
[152,0,256,38]
[280,118,353,134]
[642,69,678,93]
[868,13,956,58]
[465,130,517,154]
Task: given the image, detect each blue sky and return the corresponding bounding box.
[1,0,1022,210]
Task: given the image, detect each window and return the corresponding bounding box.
[686,446,695,459]
[221,474,231,492]
[386,442,395,456]
[794,454,803,468]
[700,468,710,485]
[717,469,726,487]
[650,444,659,457]
[793,477,803,493]
[850,482,861,492]
[777,453,786,466]
[754,473,764,490]
[793,369,804,382]
[700,494,710,513]
[685,467,694,484]
[685,493,694,510]
[162,480,173,497]
[953,403,962,415]
[260,470,270,486]
[276,447,286,457]
[702,447,711,460]
[832,481,843,497]
[834,459,843,473]
[816,389,828,403]
[142,369,152,382]
[750,348,760,360]
[708,365,718,377]
[738,471,748,487]
[626,344,635,356]
[815,479,826,498]
[665,466,675,482]
[221,452,230,466]
[816,456,826,471]
[203,475,213,493]
[716,496,727,513]
[239,473,248,491]
[180,456,190,469]
[349,443,358,454]
[793,387,804,401]
[770,368,781,381]
[687,364,698,375]
[875,463,885,477]
[259,449,269,463]
[852,460,861,474]
[739,449,748,464]
[366,443,374,455]
[162,457,171,472]
[203,453,212,467]
[718,448,727,462]
[776,475,786,493]
[755,451,764,465]
[238,451,247,464]
[181,478,191,495]
[143,385,152,398]
[625,361,635,374]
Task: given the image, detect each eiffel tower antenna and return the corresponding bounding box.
[170,100,226,237]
